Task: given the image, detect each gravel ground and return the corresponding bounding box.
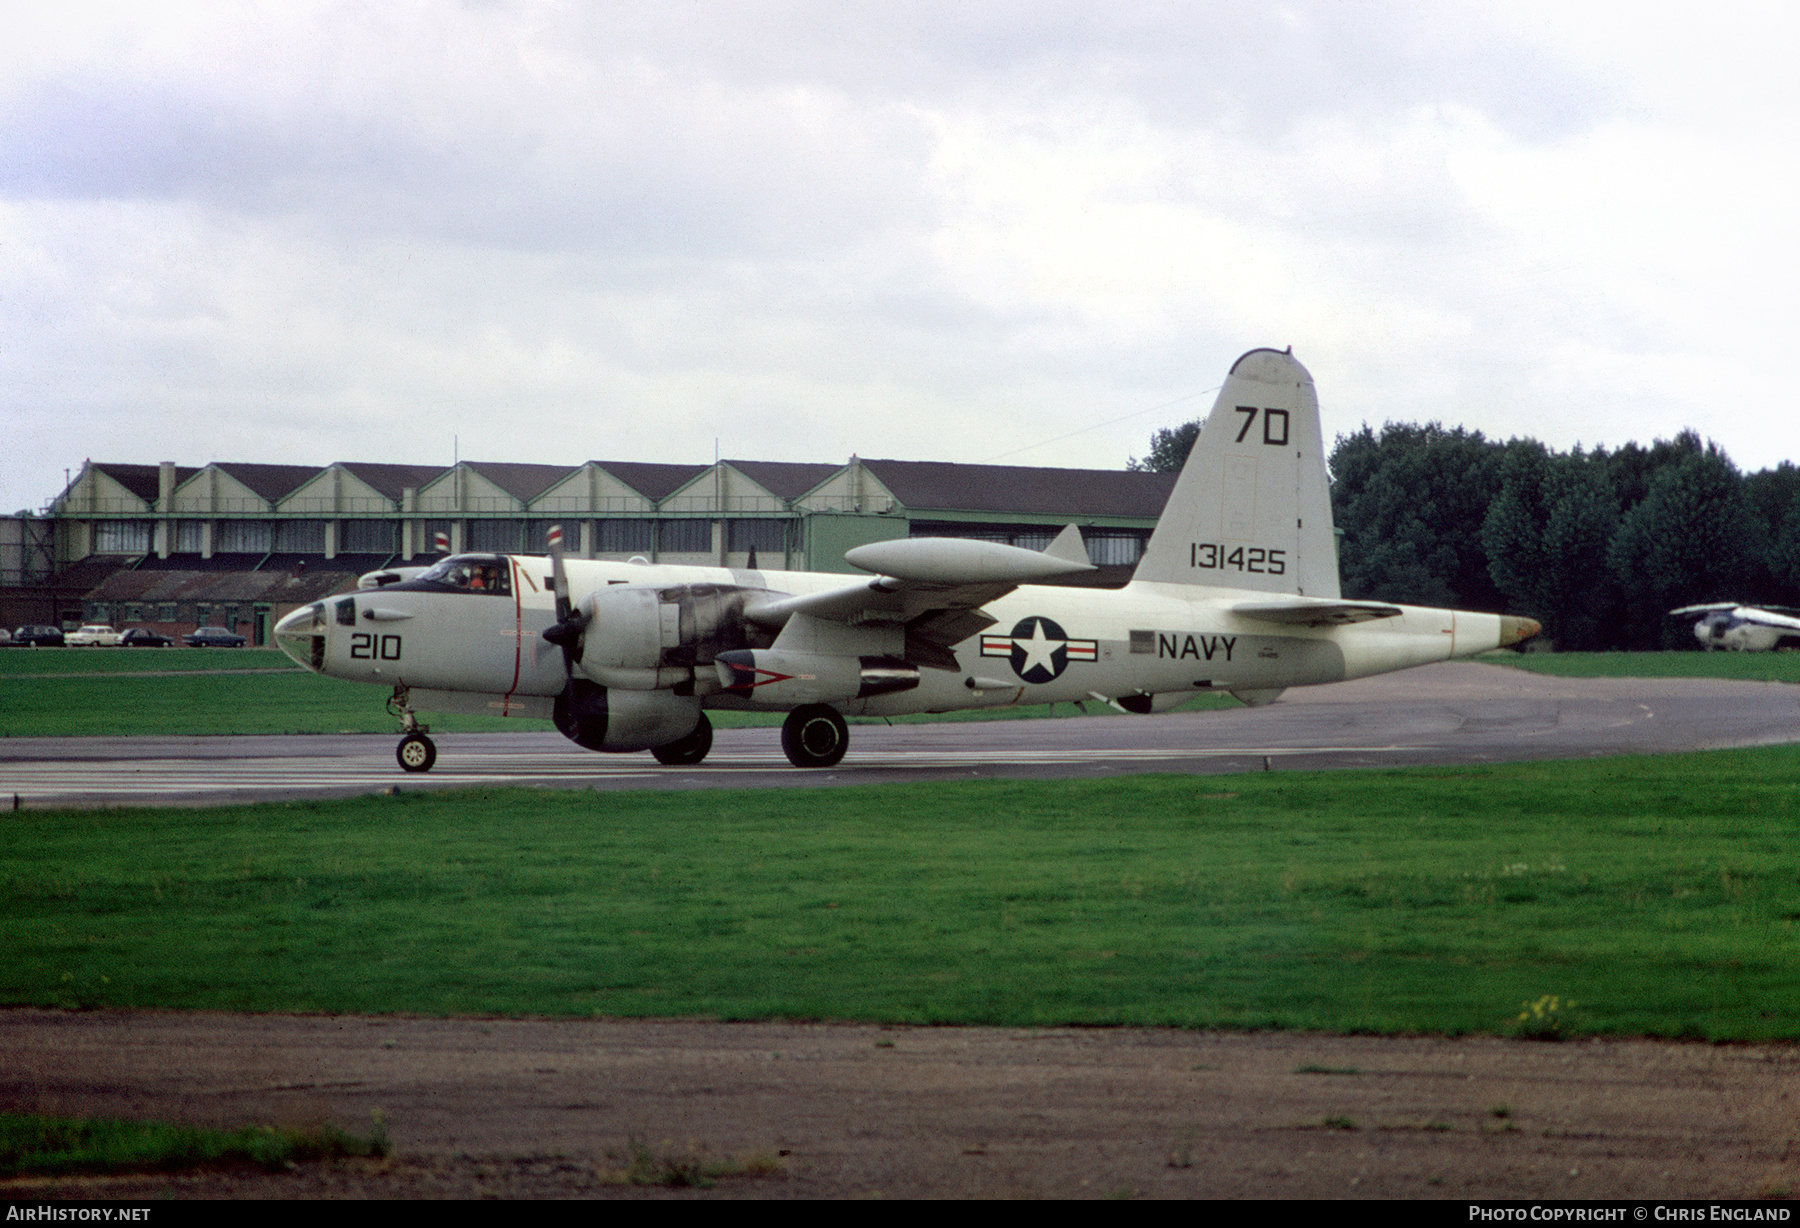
[4,1010,1798,1200]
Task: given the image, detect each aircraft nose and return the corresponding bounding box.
[1498,616,1542,647]
[273,604,324,671]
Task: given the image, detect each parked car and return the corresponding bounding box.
[10,625,65,647]
[0,628,10,646]
[66,624,126,647]
[119,628,175,647]
[183,626,246,647]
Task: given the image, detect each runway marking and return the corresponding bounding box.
[3,745,1428,803]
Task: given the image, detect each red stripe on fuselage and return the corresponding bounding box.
[505,557,524,713]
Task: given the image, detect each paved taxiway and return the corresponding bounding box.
[4,661,1797,808]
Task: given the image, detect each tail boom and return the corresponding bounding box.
[1336,607,1542,680]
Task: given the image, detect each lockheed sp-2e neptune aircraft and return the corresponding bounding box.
[274,348,1542,773]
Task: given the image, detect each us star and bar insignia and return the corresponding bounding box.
[980,615,1098,684]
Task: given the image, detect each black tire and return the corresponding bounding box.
[396,732,437,773]
[651,712,714,766]
[780,704,849,768]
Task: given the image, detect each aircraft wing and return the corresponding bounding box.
[1735,606,1800,632]
[1669,602,1800,631]
[744,525,1094,670]
[1231,599,1403,626]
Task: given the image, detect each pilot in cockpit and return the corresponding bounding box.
[428,557,508,595]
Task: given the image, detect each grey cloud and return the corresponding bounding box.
[1,32,936,260]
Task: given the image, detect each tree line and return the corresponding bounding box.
[1132,423,1800,650]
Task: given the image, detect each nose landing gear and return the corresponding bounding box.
[397,731,437,773]
[388,684,437,773]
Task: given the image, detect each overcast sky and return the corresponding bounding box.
[4,1,1797,514]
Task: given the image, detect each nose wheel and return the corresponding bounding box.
[388,684,436,773]
[397,732,437,773]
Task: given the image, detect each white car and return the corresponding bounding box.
[65,624,125,646]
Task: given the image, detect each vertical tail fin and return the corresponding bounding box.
[1133,348,1339,598]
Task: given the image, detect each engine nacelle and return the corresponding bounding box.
[570,582,768,691]
[553,681,703,752]
[714,650,919,706]
[580,586,664,671]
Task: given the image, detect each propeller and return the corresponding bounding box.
[541,524,589,671]
[541,524,610,748]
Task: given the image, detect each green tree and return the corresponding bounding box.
[1128,421,1200,473]
[1329,423,1507,610]
[1743,462,1800,602]
[1768,487,1800,597]
[1602,431,1706,517]
[1483,445,1620,650]
[1537,459,1623,649]
[1481,441,1556,611]
[1607,445,1762,649]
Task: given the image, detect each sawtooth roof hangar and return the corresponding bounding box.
[8,456,1176,644]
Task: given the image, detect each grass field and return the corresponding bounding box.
[0,647,300,675]
[1487,650,1800,682]
[0,1112,386,1178]
[6,750,1798,1040]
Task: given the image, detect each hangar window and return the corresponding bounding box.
[214,520,273,553]
[93,521,152,554]
[340,519,396,553]
[1085,533,1145,566]
[174,521,205,553]
[659,520,712,554]
[274,520,325,553]
[595,519,653,553]
[727,519,785,555]
[468,520,523,552]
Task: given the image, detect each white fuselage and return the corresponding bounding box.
[271,348,1542,769]
[1694,611,1784,652]
[277,554,1513,719]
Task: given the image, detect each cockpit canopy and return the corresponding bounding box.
[414,554,513,596]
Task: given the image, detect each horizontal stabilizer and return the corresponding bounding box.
[1232,599,1403,627]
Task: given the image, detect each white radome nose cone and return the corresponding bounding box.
[273,606,319,670]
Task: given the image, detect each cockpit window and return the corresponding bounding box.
[417,554,513,596]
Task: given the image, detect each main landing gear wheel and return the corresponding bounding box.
[781,704,849,768]
[396,732,437,773]
[651,712,714,766]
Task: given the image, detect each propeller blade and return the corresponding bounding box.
[548,524,570,619]
[541,524,589,669]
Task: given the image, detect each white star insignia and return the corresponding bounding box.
[1014,619,1062,676]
